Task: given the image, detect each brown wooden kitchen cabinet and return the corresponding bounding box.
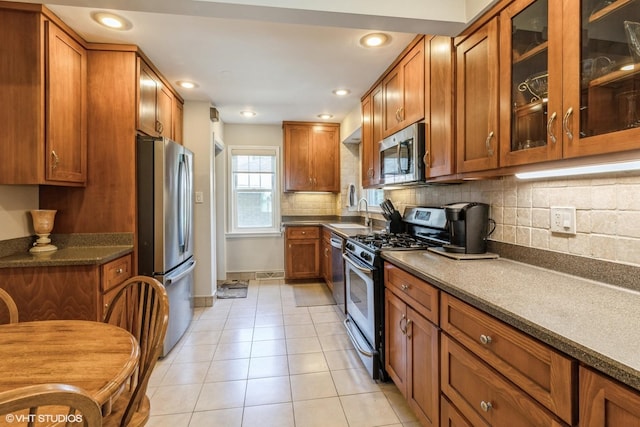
[138,58,176,139]
[285,226,321,280]
[440,293,576,426]
[424,35,455,179]
[441,335,566,427]
[0,6,87,186]
[580,366,640,427]
[0,253,132,324]
[383,38,425,137]
[456,17,500,174]
[361,83,383,188]
[40,47,183,234]
[384,263,439,427]
[499,0,640,168]
[321,228,333,290]
[173,96,184,144]
[283,122,340,192]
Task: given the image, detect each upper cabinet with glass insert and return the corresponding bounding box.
[500,0,640,167]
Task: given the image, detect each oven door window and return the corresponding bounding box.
[345,258,375,345]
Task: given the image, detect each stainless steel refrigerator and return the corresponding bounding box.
[137,136,196,357]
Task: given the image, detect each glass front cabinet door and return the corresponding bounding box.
[500,0,640,166]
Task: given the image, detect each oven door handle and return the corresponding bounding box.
[343,318,374,357]
[342,254,373,274]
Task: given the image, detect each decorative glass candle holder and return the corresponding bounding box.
[29,210,58,253]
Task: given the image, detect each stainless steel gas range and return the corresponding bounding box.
[342,206,450,380]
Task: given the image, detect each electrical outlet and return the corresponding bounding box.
[195,191,204,204]
[550,207,576,235]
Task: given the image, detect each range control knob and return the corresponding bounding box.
[360,251,372,261]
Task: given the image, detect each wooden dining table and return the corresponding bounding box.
[0,320,140,416]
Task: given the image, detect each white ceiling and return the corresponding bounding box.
[14,0,495,125]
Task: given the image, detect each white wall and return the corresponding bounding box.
[183,101,222,298]
[223,124,286,274]
[0,185,39,240]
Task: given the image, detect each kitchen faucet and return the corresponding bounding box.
[358,197,371,228]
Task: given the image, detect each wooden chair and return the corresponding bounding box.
[0,383,102,427]
[102,276,169,427]
[0,288,18,324]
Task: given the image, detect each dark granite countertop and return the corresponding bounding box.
[382,250,640,393]
[0,233,133,268]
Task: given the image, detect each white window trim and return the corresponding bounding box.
[226,145,281,236]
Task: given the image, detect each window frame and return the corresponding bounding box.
[226,145,281,236]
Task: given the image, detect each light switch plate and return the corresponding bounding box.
[550,206,576,235]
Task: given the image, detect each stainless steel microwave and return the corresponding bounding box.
[379,122,425,185]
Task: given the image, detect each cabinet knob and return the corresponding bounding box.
[480,401,493,412]
[115,268,124,274]
[401,283,409,291]
[479,334,492,345]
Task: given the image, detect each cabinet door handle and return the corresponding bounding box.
[406,319,413,339]
[423,150,430,169]
[395,108,401,122]
[480,334,492,345]
[480,401,493,412]
[563,107,574,141]
[485,131,494,156]
[547,111,558,144]
[51,150,60,169]
[399,314,407,334]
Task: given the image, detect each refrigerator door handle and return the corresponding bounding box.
[177,155,187,253]
[165,259,197,286]
[184,153,193,253]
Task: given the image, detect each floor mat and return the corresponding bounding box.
[293,283,335,307]
[216,280,249,299]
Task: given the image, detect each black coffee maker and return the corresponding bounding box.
[442,202,495,254]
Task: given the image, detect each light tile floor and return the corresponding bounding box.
[146,279,421,427]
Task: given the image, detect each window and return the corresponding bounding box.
[228,146,280,234]
[365,188,384,212]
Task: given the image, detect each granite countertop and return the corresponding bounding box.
[381,250,640,393]
[0,233,133,268]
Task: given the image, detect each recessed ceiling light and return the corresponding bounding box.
[240,111,256,118]
[91,12,132,30]
[360,33,389,48]
[332,89,351,96]
[317,114,333,120]
[620,64,635,71]
[177,81,198,89]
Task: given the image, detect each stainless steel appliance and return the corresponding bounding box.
[343,206,450,380]
[329,233,346,314]
[137,136,196,357]
[443,202,495,254]
[379,123,425,185]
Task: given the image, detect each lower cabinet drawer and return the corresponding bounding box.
[441,395,478,427]
[384,263,438,324]
[101,254,132,292]
[440,293,575,424]
[441,335,566,427]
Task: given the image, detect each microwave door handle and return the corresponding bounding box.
[396,143,402,176]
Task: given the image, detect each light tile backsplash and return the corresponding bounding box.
[382,172,640,267]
